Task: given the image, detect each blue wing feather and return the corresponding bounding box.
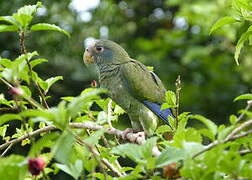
[143,101,174,126]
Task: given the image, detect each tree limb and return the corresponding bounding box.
[193,119,252,158]
[0,122,161,156]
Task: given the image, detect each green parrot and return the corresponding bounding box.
[83,39,173,138]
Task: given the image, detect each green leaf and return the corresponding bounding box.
[0,124,9,138]
[17,2,42,16]
[234,93,252,101]
[210,16,237,35]
[234,26,252,65]
[0,114,21,126]
[44,76,63,93]
[156,146,186,167]
[12,13,33,29]
[11,2,42,29]
[112,143,145,163]
[190,115,217,139]
[30,58,48,68]
[141,137,157,159]
[155,125,172,134]
[235,0,252,11]
[67,89,105,118]
[84,129,105,146]
[217,125,234,140]
[112,138,156,164]
[182,141,204,156]
[114,105,125,115]
[31,23,70,37]
[0,58,12,68]
[0,155,26,180]
[0,94,14,107]
[55,160,83,180]
[26,51,39,61]
[29,132,59,157]
[0,25,18,32]
[52,130,75,164]
[229,114,238,124]
[162,90,177,109]
[20,85,32,97]
[20,109,54,121]
[0,16,17,25]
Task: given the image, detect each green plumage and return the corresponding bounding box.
[84,39,167,136]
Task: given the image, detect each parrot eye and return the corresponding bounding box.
[95,46,104,52]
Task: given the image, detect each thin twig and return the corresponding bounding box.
[1,144,12,157]
[193,119,252,158]
[73,133,109,178]
[107,99,113,128]
[0,77,13,88]
[0,125,56,150]
[239,149,252,155]
[175,75,181,129]
[236,101,252,124]
[229,129,252,141]
[225,119,252,141]
[19,31,49,109]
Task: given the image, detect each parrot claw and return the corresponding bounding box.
[121,128,134,140]
[121,128,146,143]
[130,131,145,144]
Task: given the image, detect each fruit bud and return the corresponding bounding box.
[8,87,23,96]
[28,157,46,176]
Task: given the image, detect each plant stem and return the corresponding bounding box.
[175,75,181,129]
[236,101,252,124]
[19,31,49,109]
[193,119,252,158]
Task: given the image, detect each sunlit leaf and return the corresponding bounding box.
[31,23,70,37]
[44,76,63,93]
[190,115,217,140]
[0,124,9,138]
[0,155,26,180]
[0,114,21,126]
[156,146,186,167]
[234,93,252,101]
[55,160,83,180]
[210,16,237,35]
[0,16,17,25]
[52,130,75,164]
[234,26,252,65]
[0,25,18,32]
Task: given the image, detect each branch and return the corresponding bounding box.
[193,119,252,158]
[236,100,252,124]
[0,122,161,156]
[19,31,49,109]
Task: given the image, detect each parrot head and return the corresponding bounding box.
[83,39,129,65]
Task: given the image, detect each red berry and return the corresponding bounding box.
[8,87,23,96]
[28,157,46,176]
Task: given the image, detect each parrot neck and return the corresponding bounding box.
[98,61,131,82]
[97,61,130,74]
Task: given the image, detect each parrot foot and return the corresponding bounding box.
[121,128,134,140]
[121,128,145,143]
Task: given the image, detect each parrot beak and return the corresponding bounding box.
[83,46,95,64]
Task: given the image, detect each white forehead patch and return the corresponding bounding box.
[84,37,97,48]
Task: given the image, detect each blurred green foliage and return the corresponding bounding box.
[0,0,251,122]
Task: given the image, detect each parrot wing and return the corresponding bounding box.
[120,59,174,125]
[121,59,166,103]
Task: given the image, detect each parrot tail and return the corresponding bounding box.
[143,101,174,126]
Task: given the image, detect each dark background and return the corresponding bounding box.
[1,0,251,125]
